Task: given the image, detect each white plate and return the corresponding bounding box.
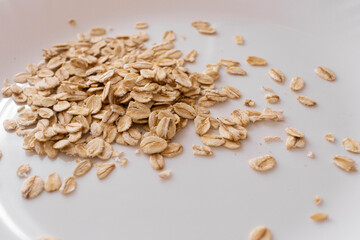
[1,0,360,239]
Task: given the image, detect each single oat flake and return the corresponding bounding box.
[333,155,356,172]
[21,176,44,199]
[73,159,93,177]
[289,77,305,91]
[268,68,285,83]
[342,137,360,153]
[96,163,116,180]
[310,213,328,222]
[248,226,272,240]
[247,56,267,66]
[59,176,77,194]
[249,155,276,172]
[297,96,317,106]
[44,173,62,192]
[315,66,336,81]
[192,145,213,156]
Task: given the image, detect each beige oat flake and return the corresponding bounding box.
[268,68,285,83]
[289,77,305,91]
[3,119,17,131]
[21,176,44,199]
[73,159,93,177]
[96,162,116,180]
[192,145,213,156]
[248,226,272,240]
[265,93,280,104]
[44,173,62,192]
[249,155,276,172]
[149,153,165,170]
[310,213,328,222]
[59,176,77,194]
[315,66,336,81]
[342,137,360,153]
[297,96,316,106]
[247,56,267,66]
[333,155,356,171]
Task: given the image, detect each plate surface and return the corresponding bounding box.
[1,0,360,239]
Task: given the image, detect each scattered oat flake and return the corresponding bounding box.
[310,213,328,222]
[73,159,93,177]
[16,164,31,178]
[135,149,141,155]
[333,155,356,172]
[297,96,316,106]
[315,66,336,81]
[285,127,304,138]
[3,119,17,131]
[268,68,285,83]
[96,163,116,180]
[264,136,281,142]
[265,93,280,104]
[247,56,267,66]
[158,169,172,180]
[68,19,76,26]
[325,133,335,143]
[234,35,244,45]
[248,226,272,240]
[184,49,197,63]
[0,150,2,159]
[192,145,213,156]
[342,137,360,153]
[44,173,62,192]
[226,66,247,75]
[262,86,274,93]
[135,22,148,29]
[314,195,322,205]
[249,155,276,172]
[59,176,77,194]
[21,176,44,199]
[290,77,305,91]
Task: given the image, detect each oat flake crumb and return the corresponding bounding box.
[234,35,244,45]
[314,195,322,205]
[135,22,148,29]
[325,133,335,143]
[264,136,281,142]
[158,169,172,180]
[68,19,76,26]
[307,151,315,158]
